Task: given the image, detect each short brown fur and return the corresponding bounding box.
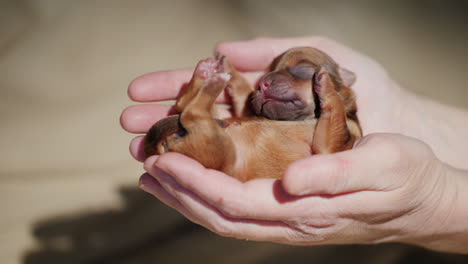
[144,47,362,181]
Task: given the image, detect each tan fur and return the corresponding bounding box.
[224,118,315,181]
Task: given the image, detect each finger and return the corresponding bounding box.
[120,104,172,133]
[145,157,393,244]
[283,133,406,196]
[121,104,234,134]
[153,153,332,221]
[128,69,261,103]
[139,172,203,226]
[130,136,146,162]
[139,172,183,211]
[144,160,306,243]
[215,36,353,72]
[128,68,193,102]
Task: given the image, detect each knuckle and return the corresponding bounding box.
[324,156,350,193]
[212,196,244,218]
[285,216,336,244]
[363,134,435,169]
[378,139,403,165]
[210,220,233,237]
[288,228,329,245]
[284,228,315,244]
[359,133,393,146]
[213,195,225,208]
[361,134,404,165]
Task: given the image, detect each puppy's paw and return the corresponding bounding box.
[195,56,230,80]
[194,57,231,96]
[195,58,218,79]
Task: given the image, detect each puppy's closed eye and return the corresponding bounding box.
[289,64,315,80]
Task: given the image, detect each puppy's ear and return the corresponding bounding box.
[338,67,356,87]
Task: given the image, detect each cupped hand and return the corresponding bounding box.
[139,133,461,252]
[120,37,466,253]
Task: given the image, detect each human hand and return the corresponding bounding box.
[139,133,466,253]
[120,37,468,253]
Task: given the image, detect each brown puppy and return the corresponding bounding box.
[144,47,362,182]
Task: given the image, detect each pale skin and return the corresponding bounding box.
[120,37,468,254]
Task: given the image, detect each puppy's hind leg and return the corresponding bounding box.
[172,58,237,175]
[174,58,224,114]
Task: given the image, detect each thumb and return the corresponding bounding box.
[282,134,407,196]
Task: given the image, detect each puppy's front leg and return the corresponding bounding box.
[311,68,357,154]
[218,54,255,117]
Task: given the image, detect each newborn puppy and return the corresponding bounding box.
[144,47,362,181]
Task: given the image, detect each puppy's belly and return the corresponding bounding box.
[224,118,316,181]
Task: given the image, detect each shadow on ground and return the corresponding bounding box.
[23,187,200,264]
[22,186,468,264]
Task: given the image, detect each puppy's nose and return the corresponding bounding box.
[258,79,272,91]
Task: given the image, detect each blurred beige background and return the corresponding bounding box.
[1,0,467,263]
